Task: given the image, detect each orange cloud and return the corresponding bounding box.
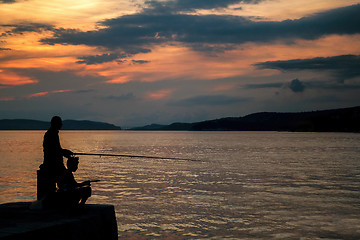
[83,33,360,86]
[52,89,71,93]
[95,45,255,84]
[212,84,236,92]
[28,92,49,98]
[0,69,38,86]
[105,76,130,84]
[0,97,15,101]
[146,89,173,100]
[202,0,360,21]
[27,89,71,98]
[0,0,138,29]
[1,17,359,90]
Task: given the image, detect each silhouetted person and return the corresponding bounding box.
[37,116,73,200]
[57,157,92,207]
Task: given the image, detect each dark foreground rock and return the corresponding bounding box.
[0,202,118,240]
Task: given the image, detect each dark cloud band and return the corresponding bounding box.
[255,54,360,80]
[76,53,126,65]
[40,4,360,55]
[144,0,262,13]
[0,0,17,3]
[1,23,54,36]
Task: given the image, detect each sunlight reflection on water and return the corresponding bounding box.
[1,131,360,239]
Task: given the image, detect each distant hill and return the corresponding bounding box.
[131,106,360,132]
[130,124,167,130]
[2,106,359,132]
[0,119,122,130]
[131,123,192,131]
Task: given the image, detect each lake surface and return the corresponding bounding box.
[1,131,359,239]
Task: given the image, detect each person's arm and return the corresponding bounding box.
[62,149,73,158]
[79,181,91,187]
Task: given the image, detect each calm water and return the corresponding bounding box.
[1,131,359,239]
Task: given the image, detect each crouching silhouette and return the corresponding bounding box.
[57,156,91,208]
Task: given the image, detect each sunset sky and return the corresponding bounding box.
[1,0,360,127]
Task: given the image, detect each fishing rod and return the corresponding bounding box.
[73,152,203,162]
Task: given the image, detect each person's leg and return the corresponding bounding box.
[79,186,92,205]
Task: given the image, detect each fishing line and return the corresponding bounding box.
[73,152,204,162]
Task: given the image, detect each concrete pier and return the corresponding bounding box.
[0,202,118,240]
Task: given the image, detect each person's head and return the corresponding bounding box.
[67,157,79,172]
[51,116,62,130]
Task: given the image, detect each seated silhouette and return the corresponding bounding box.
[57,156,92,208]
